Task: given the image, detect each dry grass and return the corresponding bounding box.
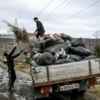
[15,64,30,69]
[15,64,30,74]
[89,84,100,97]
[0,59,3,62]
[3,20,32,47]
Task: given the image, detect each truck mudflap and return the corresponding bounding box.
[78,80,90,92]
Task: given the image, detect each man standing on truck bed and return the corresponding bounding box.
[4,45,23,92]
[34,17,45,39]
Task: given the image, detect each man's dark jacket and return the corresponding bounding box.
[6,47,20,68]
[36,21,45,32]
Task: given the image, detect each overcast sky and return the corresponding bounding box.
[0,0,100,38]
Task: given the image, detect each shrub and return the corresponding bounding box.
[94,45,100,57]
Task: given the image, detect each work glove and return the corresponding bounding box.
[20,50,23,54]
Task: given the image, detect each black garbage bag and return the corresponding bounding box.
[69,54,82,61]
[35,40,45,48]
[70,39,75,44]
[71,38,87,48]
[54,59,76,64]
[60,36,72,41]
[43,42,71,54]
[66,40,71,46]
[42,37,64,49]
[82,54,97,61]
[53,37,64,44]
[36,52,55,65]
[59,55,67,59]
[33,48,42,53]
[70,47,91,56]
[33,40,46,52]
[44,37,51,40]
[82,56,88,59]
[34,40,44,51]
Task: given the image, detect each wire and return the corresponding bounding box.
[18,0,30,19]
[16,0,26,18]
[42,0,68,21]
[26,20,33,28]
[44,0,73,22]
[37,0,53,17]
[35,0,50,17]
[26,0,53,29]
[46,0,100,32]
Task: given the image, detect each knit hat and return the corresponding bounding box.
[4,52,8,57]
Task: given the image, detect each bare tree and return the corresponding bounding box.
[93,30,100,46]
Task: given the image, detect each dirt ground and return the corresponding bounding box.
[0,63,100,100]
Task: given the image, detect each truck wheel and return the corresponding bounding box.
[72,89,86,94]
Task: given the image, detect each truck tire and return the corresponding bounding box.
[72,89,86,94]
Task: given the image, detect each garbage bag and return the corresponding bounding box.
[36,52,55,65]
[59,55,67,59]
[66,40,71,46]
[59,54,69,59]
[44,37,51,40]
[35,40,45,48]
[69,54,82,61]
[33,48,42,53]
[54,59,76,64]
[60,36,72,41]
[54,37,65,44]
[70,39,75,44]
[82,56,88,59]
[82,54,97,61]
[71,38,87,48]
[42,37,64,49]
[70,47,91,56]
[33,40,45,52]
[43,42,71,54]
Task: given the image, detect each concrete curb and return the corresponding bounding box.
[0,62,30,75]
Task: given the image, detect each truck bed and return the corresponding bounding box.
[30,59,100,87]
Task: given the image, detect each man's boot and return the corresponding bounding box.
[9,87,13,92]
[11,84,14,90]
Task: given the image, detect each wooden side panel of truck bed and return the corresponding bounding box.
[31,59,100,87]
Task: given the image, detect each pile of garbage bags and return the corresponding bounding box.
[30,37,97,66]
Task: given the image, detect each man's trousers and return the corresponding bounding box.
[8,68,16,88]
